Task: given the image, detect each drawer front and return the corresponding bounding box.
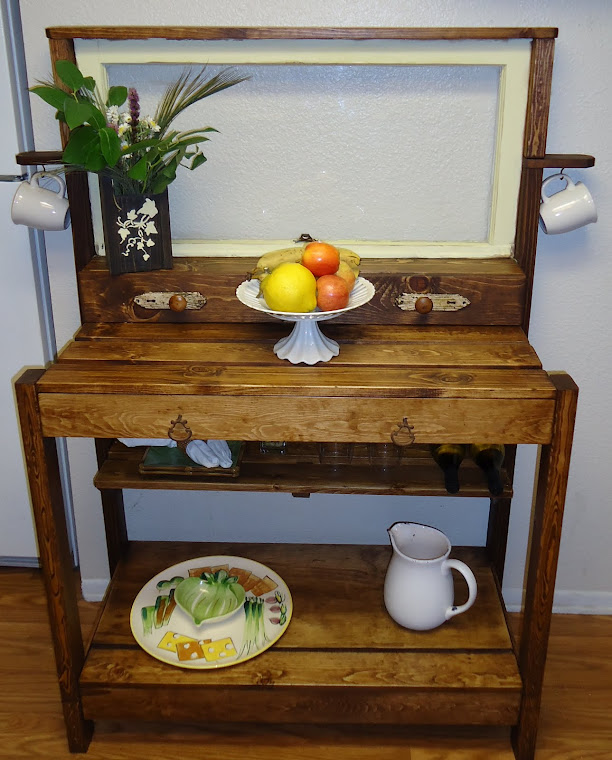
[39,393,554,444]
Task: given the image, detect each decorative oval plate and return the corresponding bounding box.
[130,555,292,669]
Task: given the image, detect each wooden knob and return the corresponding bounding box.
[169,294,187,312]
[415,296,434,314]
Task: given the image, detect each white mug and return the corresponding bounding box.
[539,173,597,235]
[11,172,70,231]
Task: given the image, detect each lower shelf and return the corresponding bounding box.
[93,442,512,497]
[80,542,521,727]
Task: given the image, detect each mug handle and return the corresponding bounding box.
[443,558,477,620]
[541,172,574,203]
[32,171,67,198]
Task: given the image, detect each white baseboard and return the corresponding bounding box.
[504,587,612,615]
[81,577,110,602]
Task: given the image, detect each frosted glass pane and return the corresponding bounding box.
[108,64,499,242]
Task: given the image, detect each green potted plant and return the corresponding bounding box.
[31,60,249,274]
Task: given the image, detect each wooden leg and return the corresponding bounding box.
[94,439,128,576]
[512,372,578,760]
[15,370,93,752]
[486,445,516,583]
[486,496,511,583]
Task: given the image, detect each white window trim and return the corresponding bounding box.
[75,38,531,259]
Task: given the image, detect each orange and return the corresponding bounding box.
[301,241,340,277]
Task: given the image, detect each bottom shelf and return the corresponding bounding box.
[80,542,521,727]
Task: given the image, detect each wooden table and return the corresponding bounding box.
[15,321,577,759]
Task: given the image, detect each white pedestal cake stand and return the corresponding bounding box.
[236,277,375,365]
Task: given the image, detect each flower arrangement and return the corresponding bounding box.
[31,60,249,196]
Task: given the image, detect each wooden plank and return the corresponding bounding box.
[38,393,555,443]
[80,680,519,727]
[46,26,559,41]
[37,364,554,398]
[93,444,513,497]
[76,322,530,343]
[514,166,543,333]
[94,544,513,651]
[55,338,542,369]
[15,150,64,165]
[512,372,578,760]
[523,154,595,169]
[523,37,555,157]
[76,257,526,326]
[82,649,521,690]
[13,370,93,752]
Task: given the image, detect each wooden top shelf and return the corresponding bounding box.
[46,26,559,41]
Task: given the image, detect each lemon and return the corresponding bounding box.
[260,262,317,312]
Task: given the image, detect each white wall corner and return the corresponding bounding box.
[503,587,612,615]
[81,577,110,603]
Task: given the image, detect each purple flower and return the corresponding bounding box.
[128,88,140,138]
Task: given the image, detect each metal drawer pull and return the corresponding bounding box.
[395,293,471,312]
[134,291,207,310]
[391,418,415,447]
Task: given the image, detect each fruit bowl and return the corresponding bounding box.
[236,276,375,364]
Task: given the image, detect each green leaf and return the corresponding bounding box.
[190,153,207,170]
[83,143,107,172]
[126,154,150,181]
[150,175,171,194]
[172,135,210,148]
[107,86,127,107]
[82,76,96,91]
[98,127,122,166]
[62,125,100,165]
[55,60,85,92]
[29,86,66,110]
[86,106,107,129]
[64,98,96,129]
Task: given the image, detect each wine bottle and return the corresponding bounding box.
[430,444,466,494]
[470,443,505,496]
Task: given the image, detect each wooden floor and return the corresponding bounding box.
[2,567,611,759]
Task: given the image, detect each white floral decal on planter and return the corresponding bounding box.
[117,198,158,261]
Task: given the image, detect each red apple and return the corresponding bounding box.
[316,274,350,311]
[301,241,340,277]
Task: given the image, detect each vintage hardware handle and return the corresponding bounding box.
[395,293,471,312]
[390,418,415,447]
[134,291,207,311]
[168,414,193,450]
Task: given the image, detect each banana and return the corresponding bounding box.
[337,247,361,272]
[250,247,303,280]
[250,244,361,281]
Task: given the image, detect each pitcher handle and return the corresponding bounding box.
[443,559,478,620]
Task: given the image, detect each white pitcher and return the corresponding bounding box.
[384,522,477,631]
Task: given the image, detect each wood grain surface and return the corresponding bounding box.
[2,567,610,759]
[45,26,559,41]
[76,257,527,326]
[79,543,519,727]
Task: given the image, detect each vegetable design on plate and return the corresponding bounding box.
[175,569,246,626]
[140,575,184,635]
[266,590,289,626]
[240,596,269,657]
